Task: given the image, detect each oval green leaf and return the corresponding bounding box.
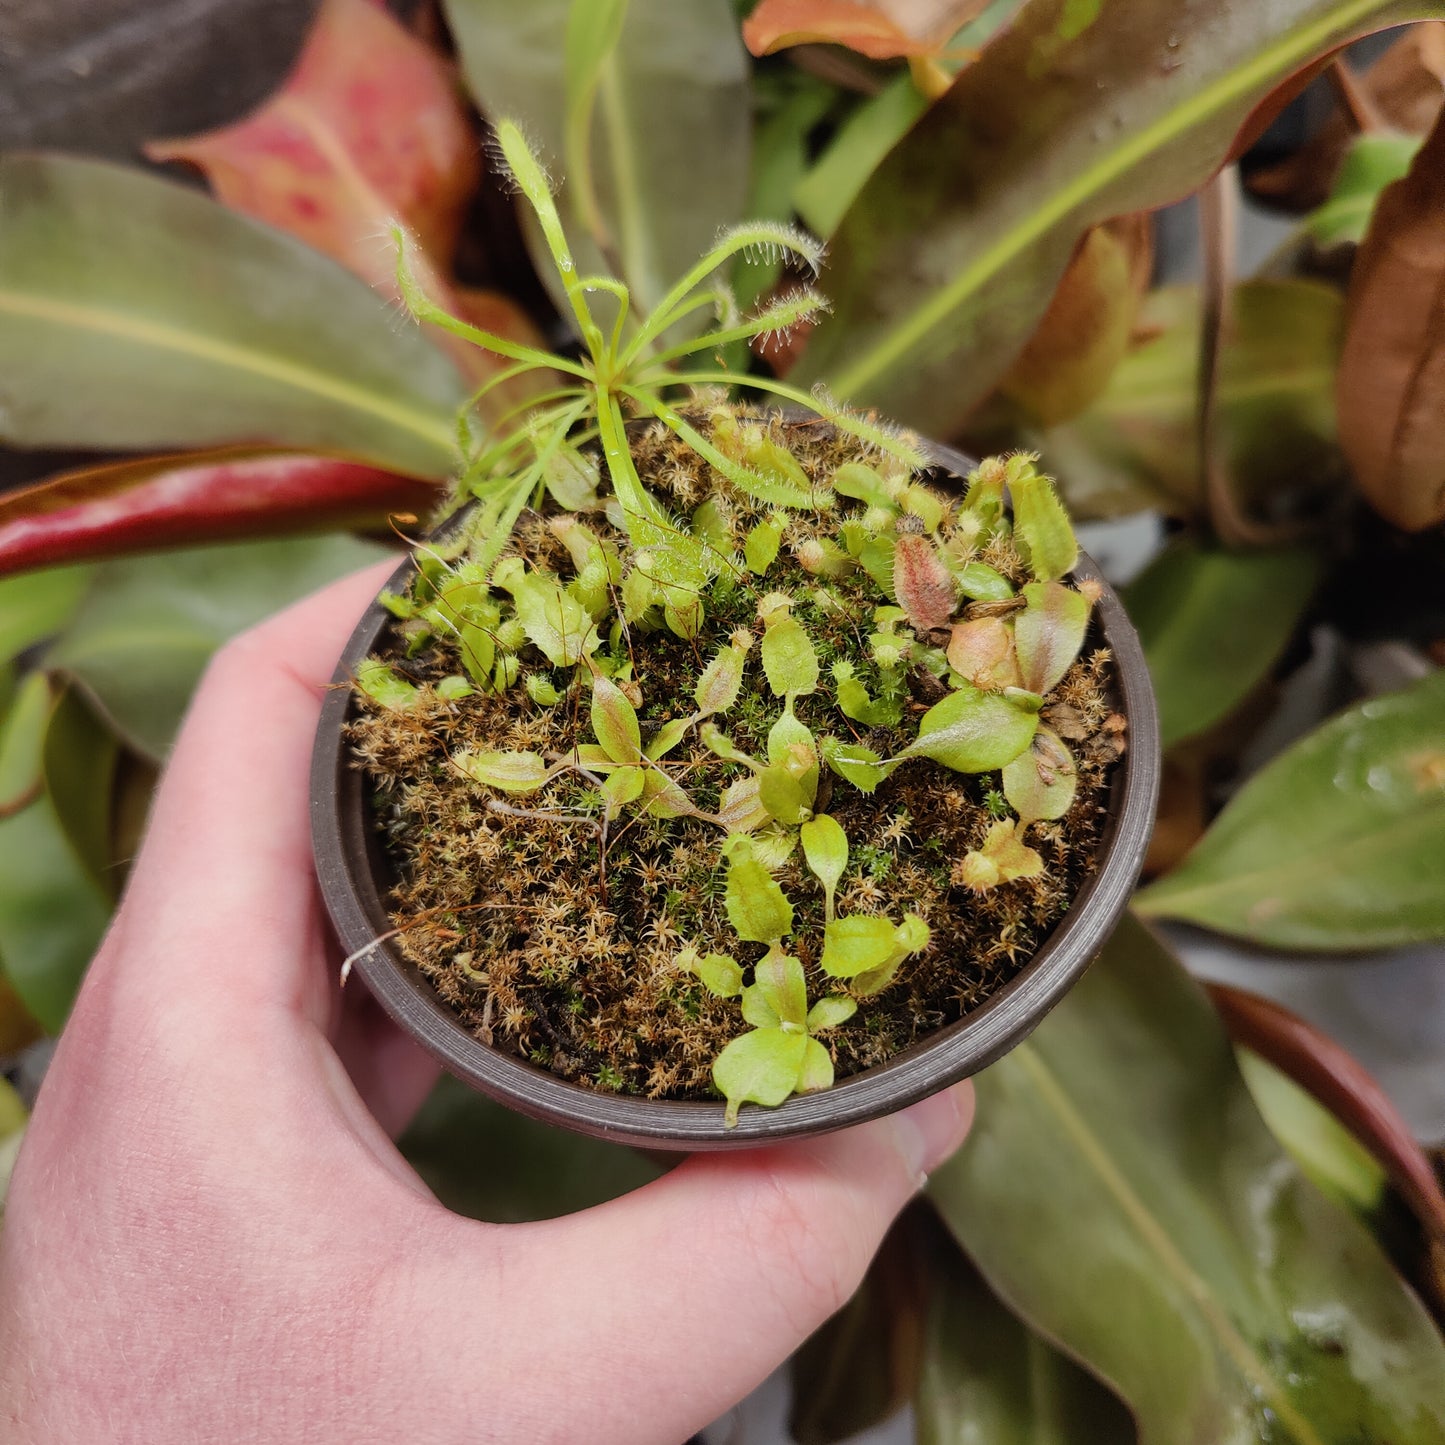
[0,155,464,477]
[906,684,1038,774]
[1127,541,1322,751]
[1136,670,1445,949]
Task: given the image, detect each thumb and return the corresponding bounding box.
[399,1081,974,1445]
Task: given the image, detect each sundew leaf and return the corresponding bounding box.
[1126,541,1323,751]
[454,749,550,793]
[1136,669,1445,949]
[761,617,821,697]
[0,155,464,478]
[795,0,1436,435]
[906,684,1037,773]
[931,914,1445,1445]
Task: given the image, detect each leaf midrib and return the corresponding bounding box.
[827,0,1398,399]
[1015,1044,1328,1445]
[0,288,456,459]
[1138,798,1445,916]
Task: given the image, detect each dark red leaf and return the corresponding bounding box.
[0,449,431,576]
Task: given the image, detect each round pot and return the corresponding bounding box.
[310,438,1160,1150]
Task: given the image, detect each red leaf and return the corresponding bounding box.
[145,0,478,285]
[0,450,432,577]
[1208,983,1445,1252]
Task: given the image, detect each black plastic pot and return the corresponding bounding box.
[311,438,1159,1150]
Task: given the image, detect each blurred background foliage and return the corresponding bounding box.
[3,0,1445,1439]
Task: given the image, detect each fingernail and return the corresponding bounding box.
[893,1082,975,1185]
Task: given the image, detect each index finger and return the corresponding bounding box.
[114,558,399,1005]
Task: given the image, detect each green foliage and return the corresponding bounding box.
[930,915,1445,1443]
[1137,670,1445,949]
[712,945,856,1125]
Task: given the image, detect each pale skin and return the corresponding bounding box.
[0,563,973,1445]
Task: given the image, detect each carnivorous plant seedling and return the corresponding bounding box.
[349,123,1123,1125]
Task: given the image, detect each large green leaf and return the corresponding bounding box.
[794,0,1429,433]
[0,155,464,478]
[1044,281,1345,521]
[1127,541,1323,751]
[0,565,93,663]
[443,0,749,316]
[915,1215,1136,1445]
[397,1074,661,1221]
[1136,670,1445,949]
[42,685,120,899]
[930,914,1445,1445]
[0,675,110,1032]
[47,533,392,760]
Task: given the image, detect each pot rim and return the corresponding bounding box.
[310,436,1160,1150]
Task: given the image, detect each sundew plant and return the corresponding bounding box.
[353,121,1119,1125]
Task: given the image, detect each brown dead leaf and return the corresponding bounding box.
[997,213,1154,427]
[1337,109,1445,531]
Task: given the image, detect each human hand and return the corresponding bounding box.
[0,564,973,1445]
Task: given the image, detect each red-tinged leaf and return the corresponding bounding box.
[743,0,991,58]
[997,214,1153,427]
[796,0,1439,437]
[1337,109,1445,531]
[146,0,478,282]
[1208,983,1445,1265]
[0,449,429,577]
